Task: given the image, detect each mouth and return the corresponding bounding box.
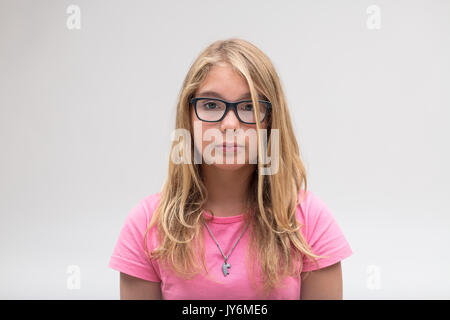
[215,143,245,152]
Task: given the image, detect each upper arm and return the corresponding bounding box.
[300,262,343,300]
[120,272,162,300]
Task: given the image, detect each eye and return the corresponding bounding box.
[242,104,254,111]
[204,102,218,109]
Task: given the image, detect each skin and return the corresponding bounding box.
[120,272,161,300]
[120,62,344,300]
[191,61,269,217]
[300,262,344,300]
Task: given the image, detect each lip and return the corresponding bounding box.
[221,143,244,148]
[215,143,245,152]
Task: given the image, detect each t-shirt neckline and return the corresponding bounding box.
[202,209,245,224]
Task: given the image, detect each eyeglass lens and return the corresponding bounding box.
[196,99,267,123]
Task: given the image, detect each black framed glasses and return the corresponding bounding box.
[190,97,272,124]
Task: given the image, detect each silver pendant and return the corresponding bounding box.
[222,262,231,276]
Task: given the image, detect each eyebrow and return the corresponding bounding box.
[197,90,254,100]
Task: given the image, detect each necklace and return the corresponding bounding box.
[204,218,250,277]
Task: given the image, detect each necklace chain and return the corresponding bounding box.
[204,221,249,262]
[204,213,250,277]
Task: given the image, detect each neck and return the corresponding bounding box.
[201,164,256,217]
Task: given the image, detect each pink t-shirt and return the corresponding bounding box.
[108,190,353,299]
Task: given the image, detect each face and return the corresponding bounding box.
[190,62,269,171]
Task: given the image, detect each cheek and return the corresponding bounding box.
[191,119,218,151]
[191,110,203,148]
[238,127,258,162]
[261,116,270,130]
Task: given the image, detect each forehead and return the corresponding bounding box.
[196,63,250,100]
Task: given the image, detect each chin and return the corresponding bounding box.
[212,163,249,171]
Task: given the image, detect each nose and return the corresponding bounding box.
[220,108,241,132]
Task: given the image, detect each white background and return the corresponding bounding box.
[0,0,449,299]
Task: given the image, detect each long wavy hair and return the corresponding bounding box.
[144,38,326,297]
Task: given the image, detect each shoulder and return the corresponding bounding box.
[295,189,339,241]
[126,192,162,226]
[109,193,164,281]
[295,189,326,225]
[295,189,354,271]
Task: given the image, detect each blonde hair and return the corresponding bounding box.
[144,38,327,297]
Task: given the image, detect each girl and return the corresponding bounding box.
[108,38,353,300]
